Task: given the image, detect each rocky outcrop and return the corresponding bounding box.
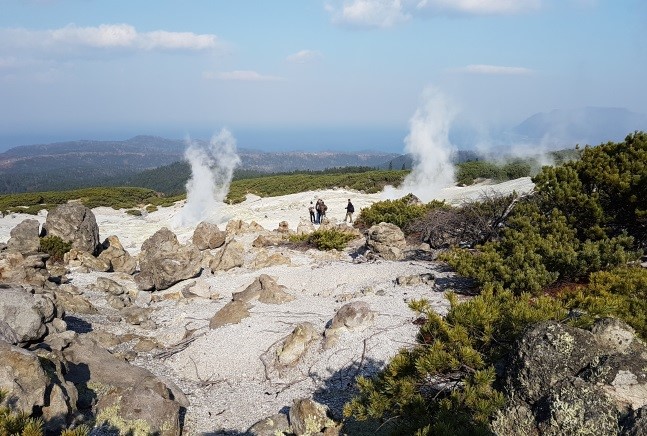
[324,301,374,348]
[209,239,245,272]
[491,319,647,436]
[6,219,41,254]
[135,227,202,291]
[0,252,50,286]
[232,274,294,304]
[62,335,188,436]
[226,219,265,236]
[192,221,226,250]
[277,322,320,366]
[251,250,292,269]
[365,222,406,261]
[0,285,60,345]
[288,398,338,436]
[396,273,434,286]
[97,235,137,274]
[43,203,100,255]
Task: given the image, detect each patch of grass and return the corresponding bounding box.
[288,229,357,251]
[226,170,408,204]
[39,235,72,262]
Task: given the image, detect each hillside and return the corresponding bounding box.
[0,135,399,194]
[508,107,647,147]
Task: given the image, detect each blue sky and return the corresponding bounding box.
[0,0,645,152]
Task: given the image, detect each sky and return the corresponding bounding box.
[0,0,645,152]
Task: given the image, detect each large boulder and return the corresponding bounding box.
[135,228,202,291]
[209,239,245,272]
[192,221,226,250]
[0,286,58,344]
[43,203,100,255]
[6,219,41,254]
[62,336,188,436]
[365,222,406,261]
[491,319,647,436]
[0,252,50,286]
[324,301,374,348]
[288,398,338,436]
[97,235,137,274]
[0,340,50,413]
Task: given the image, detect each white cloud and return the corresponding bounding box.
[286,49,323,64]
[451,64,534,75]
[0,23,222,55]
[328,0,410,28]
[415,0,541,15]
[203,70,283,82]
[326,0,542,27]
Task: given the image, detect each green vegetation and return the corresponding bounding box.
[125,209,142,216]
[39,235,73,262]
[0,187,179,215]
[289,229,357,251]
[344,132,647,434]
[0,391,43,436]
[344,289,567,435]
[226,169,408,204]
[442,132,646,294]
[455,159,534,186]
[354,194,446,231]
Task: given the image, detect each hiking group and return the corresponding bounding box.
[308,198,354,224]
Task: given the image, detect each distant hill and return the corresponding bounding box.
[508,107,647,147]
[379,149,483,170]
[0,135,399,194]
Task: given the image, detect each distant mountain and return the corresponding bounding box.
[508,107,647,147]
[0,135,399,194]
[379,150,483,170]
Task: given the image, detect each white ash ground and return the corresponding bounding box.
[0,178,534,434]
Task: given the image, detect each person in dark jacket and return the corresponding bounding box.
[345,199,355,223]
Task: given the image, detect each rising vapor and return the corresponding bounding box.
[175,128,241,227]
[385,87,456,202]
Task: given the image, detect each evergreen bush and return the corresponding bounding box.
[39,235,73,262]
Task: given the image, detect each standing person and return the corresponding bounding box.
[315,199,323,224]
[308,201,316,223]
[345,198,355,223]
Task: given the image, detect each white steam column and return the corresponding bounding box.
[176,128,241,227]
[385,87,457,202]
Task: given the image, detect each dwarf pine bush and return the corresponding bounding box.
[39,235,73,262]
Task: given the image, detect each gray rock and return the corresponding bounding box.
[277,322,320,366]
[232,274,294,304]
[0,251,50,286]
[97,235,137,274]
[192,221,226,250]
[505,321,598,404]
[43,203,100,255]
[209,300,250,329]
[209,239,245,272]
[365,222,406,261]
[622,406,647,436]
[95,276,126,295]
[248,413,291,436]
[0,286,56,344]
[251,250,292,269]
[288,398,337,436]
[63,336,188,436]
[7,219,41,254]
[536,377,619,436]
[0,340,49,413]
[136,227,202,291]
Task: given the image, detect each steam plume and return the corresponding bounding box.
[385,87,456,202]
[176,128,241,226]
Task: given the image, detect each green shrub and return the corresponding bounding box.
[560,266,647,340]
[455,159,533,186]
[289,229,356,251]
[145,205,158,213]
[355,195,446,232]
[125,209,142,216]
[39,235,73,262]
[441,201,638,294]
[344,289,567,434]
[0,390,44,436]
